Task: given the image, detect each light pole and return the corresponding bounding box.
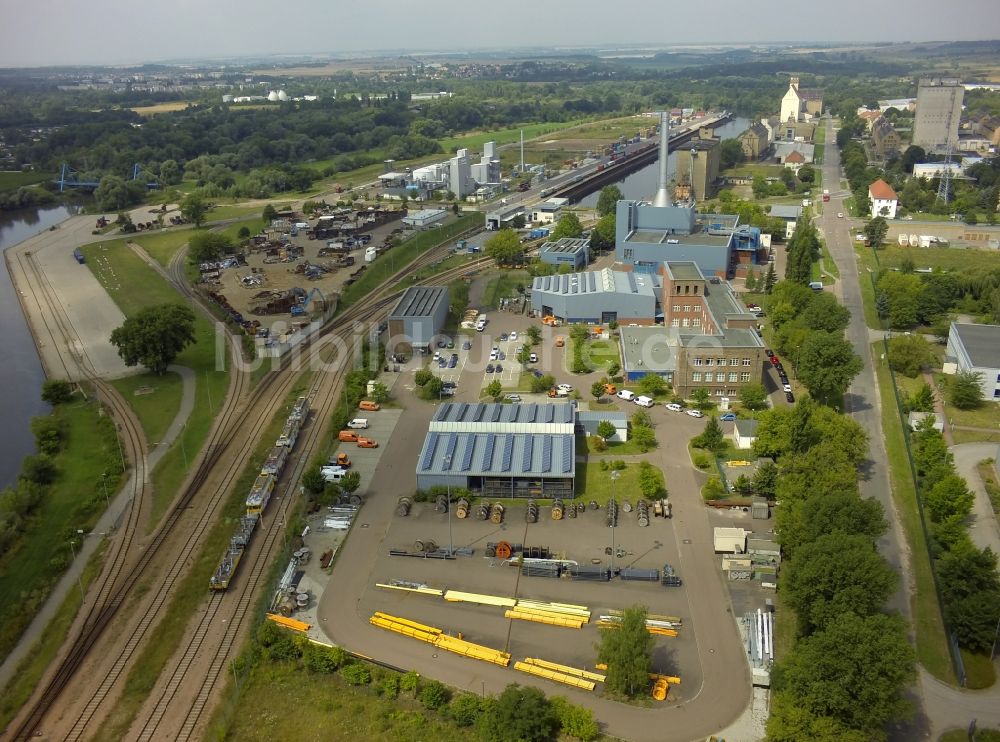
[443,454,453,557]
[115,424,126,473]
[100,470,110,509]
[68,529,85,597]
[609,470,619,575]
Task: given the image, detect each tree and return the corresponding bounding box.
[597,604,653,698]
[875,272,923,328]
[482,684,559,742]
[773,612,914,735]
[590,213,616,252]
[630,425,657,452]
[720,138,744,169]
[937,541,1000,652]
[591,380,607,404]
[901,145,926,173]
[486,379,503,400]
[694,416,727,453]
[449,694,485,727]
[924,473,974,523]
[187,231,235,264]
[158,159,182,185]
[550,697,600,742]
[763,263,777,294]
[32,416,65,455]
[638,373,668,397]
[94,175,145,211]
[797,164,816,183]
[751,460,779,498]
[739,383,768,411]
[301,463,327,495]
[691,388,711,410]
[745,271,758,292]
[784,216,821,283]
[863,215,889,247]
[596,185,623,217]
[484,229,523,266]
[339,471,361,495]
[596,420,616,442]
[511,213,526,229]
[369,383,390,404]
[180,192,209,227]
[41,379,74,405]
[784,533,897,634]
[419,680,452,710]
[416,375,443,400]
[800,293,851,334]
[551,212,584,240]
[766,691,869,742]
[262,204,277,223]
[947,370,984,410]
[109,304,196,375]
[607,360,621,378]
[525,325,541,344]
[20,454,56,485]
[887,334,934,377]
[796,332,863,406]
[530,374,555,394]
[776,490,887,559]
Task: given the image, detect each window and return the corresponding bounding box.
[692,318,701,327]
[742,358,752,366]
[693,357,702,366]
[672,305,681,312]
[741,372,751,382]
[716,372,727,382]
[705,358,715,366]
[728,372,738,382]
[671,318,680,327]
[714,388,724,396]
[683,305,690,312]
[729,358,739,366]
[692,372,702,382]
[623,248,634,260]
[682,318,690,327]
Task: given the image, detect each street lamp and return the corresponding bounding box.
[100,470,110,509]
[443,454,453,557]
[609,470,619,575]
[68,529,85,597]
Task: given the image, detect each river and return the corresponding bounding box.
[575,116,750,207]
[0,203,79,488]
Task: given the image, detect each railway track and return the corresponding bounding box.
[9,225,492,739]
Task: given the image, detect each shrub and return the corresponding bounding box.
[419,679,452,710]
[692,451,712,469]
[702,475,727,500]
[399,669,420,695]
[340,663,371,685]
[448,693,484,726]
[41,379,74,405]
[379,673,400,698]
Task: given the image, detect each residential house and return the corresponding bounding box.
[738,123,770,161]
[869,179,898,219]
[872,118,901,159]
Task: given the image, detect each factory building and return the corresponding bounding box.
[617,262,765,398]
[538,237,590,271]
[913,78,964,151]
[402,208,447,229]
[470,141,501,186]
[673,132,721,202]
[415,402,576,498]
[387,285,450,355]
[531,198,569,224]
[531,268,659,325]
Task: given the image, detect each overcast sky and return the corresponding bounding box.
[2,0,999,67]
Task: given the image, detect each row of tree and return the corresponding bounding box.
[760,397,915,741]
[911,422,1000,653]
[875,263,1000,331]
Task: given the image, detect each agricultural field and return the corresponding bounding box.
[128,101,195,116]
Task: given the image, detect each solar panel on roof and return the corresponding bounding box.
[491,406,502,422]
[544,406,554,423]
[421,433,439,471]
[590,273,597,291]
[461,435,476,471]
[501,436,513,472]
[522,435,533,470]
[443,435,458,468]
[542,436,552,472]
[482,433,496,468]
[562,439,572,472]
[525,404,537,423]
[433,406,447,422]
[473,404,486,422]
[456,402,468,421]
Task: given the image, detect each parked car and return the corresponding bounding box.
[770,356,780,366]
[719,412,737,421]
[490,351,499,361]
[557,384,573,392]
[486,364,495,374]
[449,356,458,368]
[347,418,369,429]
[505,394,522,402]
[529,353,538,363]
[510,331,518,341]
[462,340,472,350]
[765,349,774,357]
[359,401,380,411]
[357,437,378,448]
[498,351,506,360]
[531,369,544,378]
[441,388,455,397]
[499,333,509,341]
[442,381,457,389]
[495,364,503,372]
[782,383,792,393]
[617,390,636,401]
[665,403,683,412]
[785,391,795,403]
[685,409,704,418]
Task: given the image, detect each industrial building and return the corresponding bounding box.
[378,143,498,201]
[402,209,447,229]
[613,113,765,278]
[538,238,590,271]
[575,410,628,442]
[415,402,576,498]
[485,203,526,231]
[673,131,721,202]
[945,322,1000,401]
[913,79,964,151]
[531,268,659,325]
[387,285,450,355]
[531,198,568,225]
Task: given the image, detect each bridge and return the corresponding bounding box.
[55,162,160,192]
[548,112,733,203]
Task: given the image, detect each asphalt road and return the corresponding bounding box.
[819,118,1000,738]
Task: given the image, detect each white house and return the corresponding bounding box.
[733,419,759,449]
[714,527,749,554]
[531,198,568,225]
[945,322,1000,402]
[868,179,898,219]
[908,411,945,432]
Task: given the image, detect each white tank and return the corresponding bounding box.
[267,90,279,102]
[277,90,289,101]
[909,234,919,247]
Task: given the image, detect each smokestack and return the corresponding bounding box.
[652,111,671,208]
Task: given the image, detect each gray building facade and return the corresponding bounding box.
[539,238,590,271]
[387,285,450,354]
[946,322,1000,401]
[531,268,659,325]
[913,79,964,151]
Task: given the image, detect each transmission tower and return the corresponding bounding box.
[936,146,953,204]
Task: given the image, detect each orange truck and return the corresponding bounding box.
[334,452,351,468]
[554,336,565,347]
[338,431,359,443]
[359,400,380,411]
[357,437,378,448]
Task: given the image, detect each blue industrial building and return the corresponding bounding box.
[530,268,659,325]
[538,237,590,271]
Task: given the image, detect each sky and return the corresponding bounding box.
[2,0,999,67]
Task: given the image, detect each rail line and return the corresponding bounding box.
[10,226,490,739]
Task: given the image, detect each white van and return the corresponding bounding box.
[634,395,654,408]
[617,390,636,401]
[347,418,369,429]
[321,466,348,482]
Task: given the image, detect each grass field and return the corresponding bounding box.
[441,119,589,154]
[873,345,957,684]
[0,170,51,191]
[587,340,620,368]
[482,271,530,310]
[128,228,196,266]
[873,244,1000,273]
[109,372,183,446]
[210,660,472,742]
[933,373,1000,430]
[0,538,109,731]
[0,397,124,667]
[576,435,649,457]
[81,239,231,530]
[93,375,312,742]
[940,729,1000,742]
[129,102,193,117]
[960,648,997,689]
[575,461,664,503]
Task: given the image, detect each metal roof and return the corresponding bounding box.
[531,269,658,299]
[417,432,575,478]
[540,238,590,255]
[769,205,802,219]
[430,402,575,434]
[951,323,1000,369]
[389,286,448,319]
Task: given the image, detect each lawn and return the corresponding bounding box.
[482,270,530,310]
[109,371,183,446]
[960,648,997,689]
[93,376,312,742]
[872,343,957,684]
[0,396,124,667]
[977,460,1000,518]
[219,217,267,243]
[441,119,589,153]
[80,239,231,531]
[339,214,476,308]
[940,730,1000,742]
[854,245,883,330]
[0,170,52,190]
[129,228,197,266]
[208,204,276,222]
[209,659,472,742]
[933,374,1000,429]
[575,461,666,504]
[874,244,1000,273]
[0,538,108,731]
[576,434,649,457]
[586,340,620,368]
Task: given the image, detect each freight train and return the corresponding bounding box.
[209,396,310,590]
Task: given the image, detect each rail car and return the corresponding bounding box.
[210,396,311,590]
